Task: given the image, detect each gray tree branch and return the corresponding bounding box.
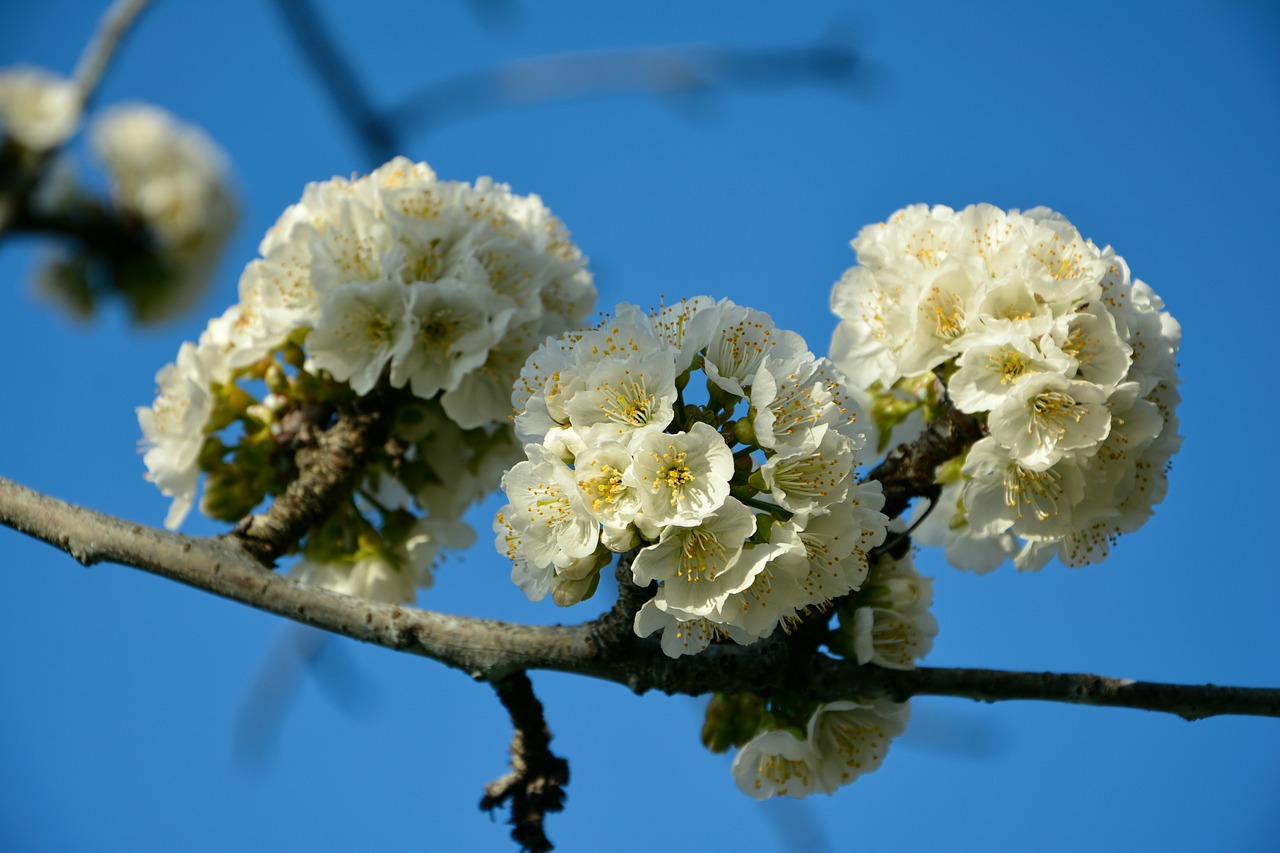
[233,388,392,565]
[2,473,1277,721]
[73,0,154,110]
[481,671,569,853]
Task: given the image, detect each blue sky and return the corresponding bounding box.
[2,1,1278,851]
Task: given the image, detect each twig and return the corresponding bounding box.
[8,201,151,260]
[2,474,1278,721]
[586,549,651,651]
[270,0,397,165]
[387,39,868,137]
[481,672,569,853]
[232,392,391,565]
[73,0,155,110]
[865,406,985,520]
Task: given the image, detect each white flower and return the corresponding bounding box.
[291,554,416,604]
[913,482,1019,574]
[693,301,806,397]
[633,595,721,657]
[851,603,937,669]
[564,347,678,448]
[847,551,937,669]
[631,498,757,617]
[790,499,884,605]
[896,260,988,376]
[749,354,861,454]
[572,441,641,532]
[948,330,1073,414]
[443,315,549,429]
[807,699,910,791]
[731,729,825,800]
[715,536,810,640]
[829,265,919,389]
[307,279,416,395]
[93,104,238,321]
[1046,302,1131,388]
[987,374,1111,471]
[92,104,237,251]
[0,66,80,149]
[137,340,221,529]
[649,295,719,371]
[495,505,552,602]
[306,195,402,296]
[501,444,600,571]
[404,514,476,588]
[626,422,733,528]
[391,278,509,398]
[962,437,1087,540]
[852,203,962,272]
[759,429,855,517]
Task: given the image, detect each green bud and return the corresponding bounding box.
[551,571,599,607]
[197,438,230,474]
[591,546,615,572]
[264,362,290,395]
[701,694,739,753]
[732,417,758,447]
[702,693,767,752]
[935,452,967,485]
[282,340,306,369]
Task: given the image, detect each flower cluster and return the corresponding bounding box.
[698,545,928,799]
[735,699,909,798]
[496,297,889,656]
[832,545,936,669]
[831,204,1181,571]
[84,104,239,322]
[0,66,80,151]
[5,90,241,324]
[702,692,910,800]
[139,157,594,602]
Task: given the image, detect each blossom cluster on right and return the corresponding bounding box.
[831,204,1181,571]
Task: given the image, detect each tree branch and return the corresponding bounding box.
[386,37,869,138]
[73,0,154,110]
[270,0,397,165]
[866,405,985,520]
[2,474,1277,722]
[481,672,569,853]
[232,392,391,565]
[7,200,152,261]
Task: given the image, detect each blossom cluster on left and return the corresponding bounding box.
[138,157,596,602]
[1,67,237,322]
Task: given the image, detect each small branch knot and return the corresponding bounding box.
[481,672,569,853]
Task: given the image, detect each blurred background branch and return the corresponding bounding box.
[271,0,397,164]
[73,0,154,109]
[272,0,875,166]
[0,0,152,233]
